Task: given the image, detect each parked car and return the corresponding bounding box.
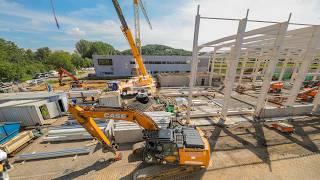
[48,70,59,77]
[88,73,96,78]
[28,79,44,86]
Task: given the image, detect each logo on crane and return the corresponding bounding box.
[104,113,127,119]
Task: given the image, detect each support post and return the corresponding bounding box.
[221,14,248,120]
[218,59,223,75]
[254,20,290,118]
[239,50,249,84]
[252,50,264,82]
[312,62,320,81]
[290,62,300,83]
[278,50,291,81]
[312,86,320,112]
[187,5,201,124]
[286,26,320,105]
[209,49,217,86]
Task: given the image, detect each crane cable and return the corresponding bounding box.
[50,0,60,29]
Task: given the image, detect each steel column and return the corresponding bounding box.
[286,26,320,105]
[254,21,290,118]
[221,17,248,119]
[187,5,201,124]
[290,62,300,83]
[252,50,264,82]
[278,50,291,81]
[239,50,249,84]
[312,62,320,81]
[312,86,320,112]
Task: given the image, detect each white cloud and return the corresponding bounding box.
[138,0,320,50]
[0,0,320,51]
[66,27,86,36]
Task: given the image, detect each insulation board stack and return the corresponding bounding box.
[43,123,108,142]
[114,111,172,143]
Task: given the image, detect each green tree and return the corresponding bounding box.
[75,40,119,58]
[47,51,74,72]
[121,44,192,56]
[75,39,92,58]
[35,47,51,62]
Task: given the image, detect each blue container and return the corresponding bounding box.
[0,122,21,144]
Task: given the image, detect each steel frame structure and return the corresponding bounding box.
[187,5,320,121]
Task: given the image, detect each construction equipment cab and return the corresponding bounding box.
[68,104,210,168]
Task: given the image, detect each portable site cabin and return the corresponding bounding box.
[0,99,65,126]
[0,92,68,114]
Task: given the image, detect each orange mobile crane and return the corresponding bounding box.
[58,67,87,89]
[111,0,155,92]
[68,104,211,169]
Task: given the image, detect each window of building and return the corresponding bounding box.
[104,72,114,75]
[130,61,135,64]
[98,58,113,65]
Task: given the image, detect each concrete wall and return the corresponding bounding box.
[157,73,221,87]
[260,104,319,118]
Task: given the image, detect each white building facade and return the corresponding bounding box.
[92,55,209,77]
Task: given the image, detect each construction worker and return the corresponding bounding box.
[0,150,11,180]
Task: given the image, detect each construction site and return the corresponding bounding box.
[1,0,320,180]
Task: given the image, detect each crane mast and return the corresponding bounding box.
[134,0,141,53]
[111,0,149,78]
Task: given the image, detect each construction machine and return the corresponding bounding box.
[58,67,87,90]
[297,87,318,102]
[269,81,284,93]
[111,0,155,94]
[68,104,210,169]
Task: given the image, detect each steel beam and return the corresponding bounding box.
[187,5,201,124]
[286,26,320,105]
[221,16,248,119]
[254,20,290,118]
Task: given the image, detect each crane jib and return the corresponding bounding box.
[112,0,129,30]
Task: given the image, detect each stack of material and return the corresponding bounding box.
[68,90,101,98]
[43,123,107,142]
[45,111,172,144]
[114,111,171,143]
[15,147,91,161]
[0,131,34,154]
[98,91,121,108]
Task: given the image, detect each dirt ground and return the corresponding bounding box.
[8,116,320,180]
[29,80,108,91]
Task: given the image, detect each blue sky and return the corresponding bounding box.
[0,0,320,52]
